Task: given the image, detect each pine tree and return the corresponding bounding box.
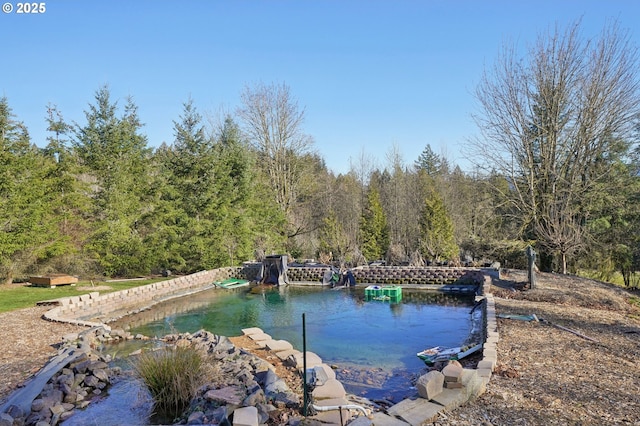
[318,209,349,259]
[415,144,447,176]
[73,87,152,276]
[42,105,92,271]
[419,187,459,262]
[0,98,66,283]
[359,188,389,261]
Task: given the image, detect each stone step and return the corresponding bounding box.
[241,327,263,336]
[388,398,443,425]
[312,378,346,400]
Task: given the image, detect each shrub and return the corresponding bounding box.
[133,346,204,420]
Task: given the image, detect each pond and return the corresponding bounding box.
[113,285,476,402]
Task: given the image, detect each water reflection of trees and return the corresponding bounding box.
[112,288,234,330]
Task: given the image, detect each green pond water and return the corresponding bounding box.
[114,285,476,401]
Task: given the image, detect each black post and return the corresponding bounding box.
[302,313,308,416]
[526,245,537,289]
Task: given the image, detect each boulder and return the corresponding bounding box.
[416,370,444,400]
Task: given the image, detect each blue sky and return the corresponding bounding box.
[1,0,639,174]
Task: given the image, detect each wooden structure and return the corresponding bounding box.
[30,274,78,288]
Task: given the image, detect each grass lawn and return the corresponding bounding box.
[577,269,640,288]
[0,278,172,314]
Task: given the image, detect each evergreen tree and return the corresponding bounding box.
[419,186,459,262]
[0,98,66,283]
[73,87,152,276]
[216,115,287,261]
[318,209,349,259]
[42,105,92,272]
[165,99,220,270]
[359,188,389,261]
[140,143,191,273]
[415,144,447,176]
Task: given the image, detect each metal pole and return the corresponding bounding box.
[302,312,308,416]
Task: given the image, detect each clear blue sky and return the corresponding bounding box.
[1,0,639,174]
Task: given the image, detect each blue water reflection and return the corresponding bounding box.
[119,286,474,400]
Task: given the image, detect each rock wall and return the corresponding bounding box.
[44,266,253,326]
[286,265,485,285]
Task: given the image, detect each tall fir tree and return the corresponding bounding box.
[318,209,349,260]
[0,98,66,283]
[73,87,152,276]
[419,187,459,262]
[359,188,389,261]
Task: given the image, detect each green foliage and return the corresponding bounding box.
[72,87,153,277]
[319,209,349,258]
[6,80,640,280]
[359,188,389,261]
[0,98,74,283]
[419,187,459,261]
[133,346,204,420]
[415,144,448,176]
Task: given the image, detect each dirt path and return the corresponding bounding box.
[0,306,86,403]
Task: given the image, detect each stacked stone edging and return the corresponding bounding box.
[286,266,331,282]
[352,266,484,285]
[286,265,486,286]
[378,274,498,424]
[43,266,258,326]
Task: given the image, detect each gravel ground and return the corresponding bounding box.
[1,271,639,425]
[445,270,640,426]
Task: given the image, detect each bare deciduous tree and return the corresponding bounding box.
[471,20,640,273]
[238,82,316,236]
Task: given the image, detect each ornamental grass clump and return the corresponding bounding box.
[134,346,204,420]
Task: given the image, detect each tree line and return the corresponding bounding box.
[2,20,640,286]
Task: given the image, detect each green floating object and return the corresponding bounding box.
[214,278,250,289]
[365,285,402,302]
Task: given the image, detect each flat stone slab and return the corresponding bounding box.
[265,339,293,351]
[313,364,336,379]
[287,351,323,370]
[275,349,300,361]
[348,416,374,426]
[312,378,346,400]
[232,406,258,426]
[388,398,443,425]
[430,388,466,411]
[370,412,410,425]
[241,327,263,336]
[247,332,271,342]
[205,386,244,405]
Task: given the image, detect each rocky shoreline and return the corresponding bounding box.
[0,326,331,426]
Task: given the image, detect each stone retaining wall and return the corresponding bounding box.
[44,267,249,326]
[287,265,485,285]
